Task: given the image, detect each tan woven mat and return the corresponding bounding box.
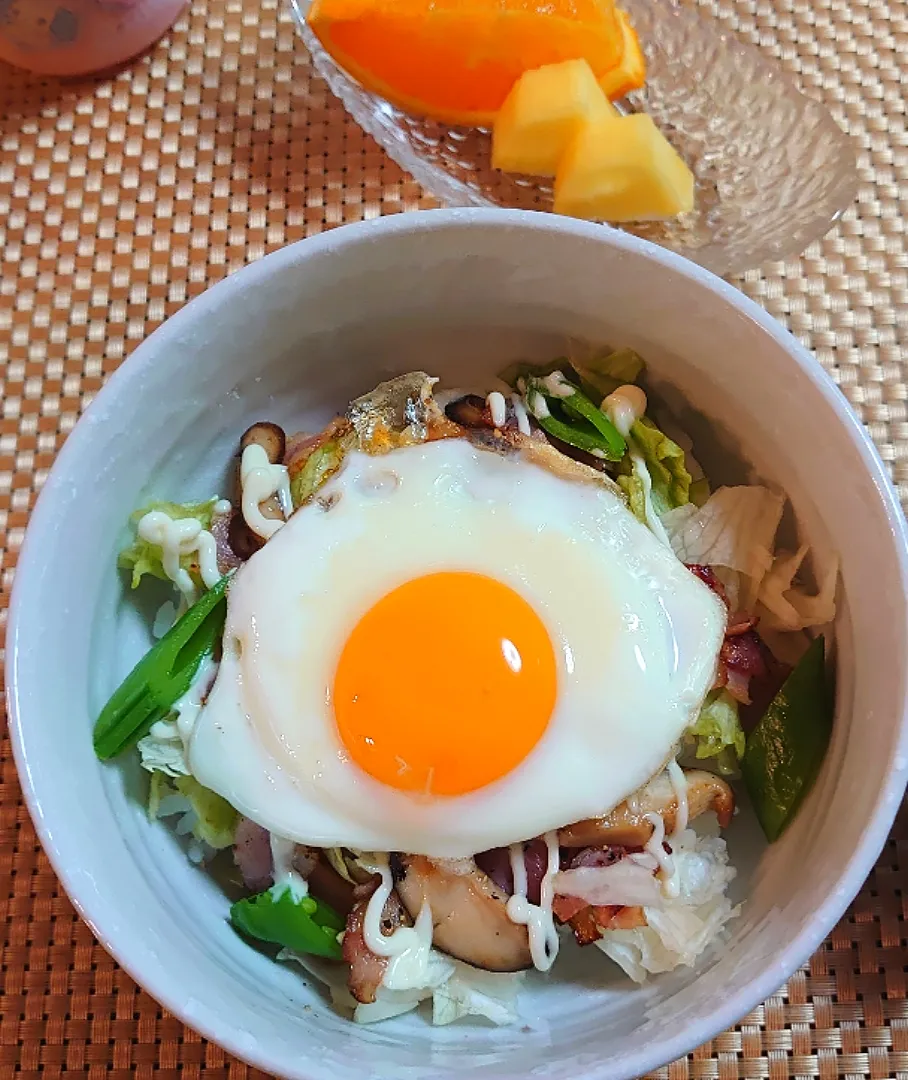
[1,0,907,1076]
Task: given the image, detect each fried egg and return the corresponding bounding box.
[187,437,725,857]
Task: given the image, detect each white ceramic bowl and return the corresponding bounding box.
[8,210,908,1080]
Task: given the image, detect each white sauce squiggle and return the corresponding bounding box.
[511,394,531,435]
[486,391,507,429]
[602,384,647,438]
[643,811,680,900]
[667,759,689,838]
[505,831,560,972]
[528,391,550,420]
[241,444,293,541]
[541,371,575,399]
[137,510,221,604]
[270,834,309,902]
[174,656,218,744]
[602,384,672,548]
[362,857,436,991]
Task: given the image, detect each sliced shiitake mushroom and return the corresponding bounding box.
[390,854,532,972]
[240,421,286,465]
[444,394,493,429]
[226,510,264,560]
[559,769,735,849]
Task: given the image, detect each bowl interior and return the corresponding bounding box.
[9,211,908,1080]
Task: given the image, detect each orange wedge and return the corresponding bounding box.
[307,0,626,127]
[599,10,647,100]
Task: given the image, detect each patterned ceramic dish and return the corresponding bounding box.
[288,0,858,275]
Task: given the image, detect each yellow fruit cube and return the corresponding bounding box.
[492,59,618,178]
[554,114,694,222]
[599,10,647,100]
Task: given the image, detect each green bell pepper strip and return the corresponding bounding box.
[559,388,626,460]
[741,634,832,841]
[525,377,626,462]
[231,887,344,959]
[93,573,232,761]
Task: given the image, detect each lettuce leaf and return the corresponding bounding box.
[629,417,691,515]
[685,690,745,774]
[662,486,784,604]
[118,498,219,590]
[617,472,647,524]
[572,347,645,400]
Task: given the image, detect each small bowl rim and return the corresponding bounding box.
[7,208,908,1079]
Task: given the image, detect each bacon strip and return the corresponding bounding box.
[687,564,728,604]
[717,629,768,704]
[474,838,548,905]
[688,563,777,707]
[343,888,409,1005]
[550,846,649,946]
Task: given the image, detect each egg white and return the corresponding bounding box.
[187,438,725,857]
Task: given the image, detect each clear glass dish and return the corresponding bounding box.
[288,0,857,276]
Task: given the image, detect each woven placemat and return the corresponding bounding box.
[1,0,906,1076]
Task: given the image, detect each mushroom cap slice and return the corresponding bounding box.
[559,768,735,848]
[391,854,533,972]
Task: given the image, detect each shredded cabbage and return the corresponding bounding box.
[431,965,525,1026]
[629,417,692,515]
[280,950,524,1027]
[138,718,189,777]
[323,847,384,885]
[118,498,219,590]
[757,546,839,632]
[149,773,238,852]
[662,486,784,602]
[595,829,739,982]
[684,690,745,774]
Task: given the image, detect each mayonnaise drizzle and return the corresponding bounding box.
[667,759,689,837]
[643,812,680,900]
[137,510,221,604]
[601,384,672,548]
[505,831,560,972]
[270,834,309,902]
[362,857,436,991]
[511,393,531,435]
[174,655,218,744]
[541,371,575,399]
[486,391,507,429]
[240,444,293,541]
[529,391,550,420]
[602,384,648,438]
[639,812,678,898]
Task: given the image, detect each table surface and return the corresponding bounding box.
[1,0,907,1077]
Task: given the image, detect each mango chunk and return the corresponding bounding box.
[599,11,647,100]
[554,113,694,222]
[492,59,618,178]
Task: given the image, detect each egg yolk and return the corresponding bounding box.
[333,572,557,797]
